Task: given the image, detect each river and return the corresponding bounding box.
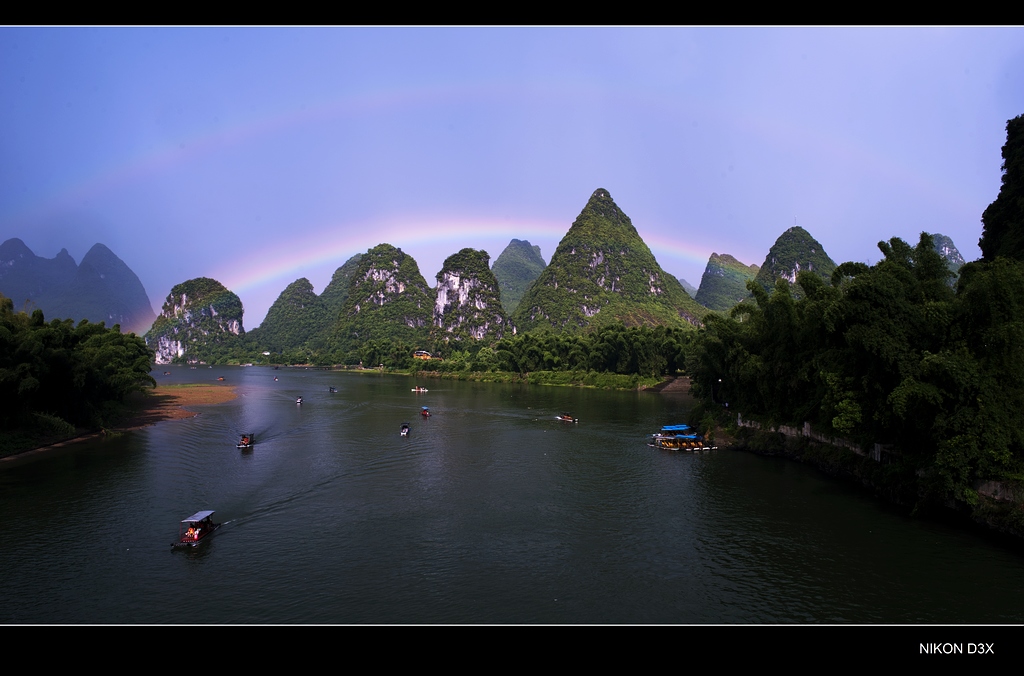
[2,366,1023,624]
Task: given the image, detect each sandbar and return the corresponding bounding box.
[0,383,238,466]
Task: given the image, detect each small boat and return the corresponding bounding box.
[217,377,225,381]
[296,396,303,405]
[412,387,429,393]
[401,423,410,437]
[237,434,254,449]
[329,387,337,393]
[557,414,579,423]
[172,510,221,548]
[421,406,431,417]
[648,425,717,451]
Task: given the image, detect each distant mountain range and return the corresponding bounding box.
[687,229,967,313]
[9,193,970,364]
[0,238,155,334]
[141,190,977,363]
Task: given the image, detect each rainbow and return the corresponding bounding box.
[3,83,480,227]
[214,215,567,295]
[213,213,717,299]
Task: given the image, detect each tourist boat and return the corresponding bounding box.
[648,425,717,451]
[557,414,579,423]
[237,434,254,449]
[421,406,431,417]
[401,423,410,437]
[412,387,429,393]
[172,510,221,548]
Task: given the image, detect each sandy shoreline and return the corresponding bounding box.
[0,383,238,466]
[116,383,240,429]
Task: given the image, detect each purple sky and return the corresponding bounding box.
[2,27,1022,329]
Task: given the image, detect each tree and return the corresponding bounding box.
[980,115,1024,261]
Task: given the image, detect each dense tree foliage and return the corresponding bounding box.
[0,294,155,432]
[688,233,1024,503]
[489,324,690,377]
[980,115,1024,262]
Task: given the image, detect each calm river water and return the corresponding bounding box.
[2,366,1023,624]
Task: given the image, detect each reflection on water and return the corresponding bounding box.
[1,366,1023,623]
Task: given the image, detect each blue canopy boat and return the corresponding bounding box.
[648,424,717,451]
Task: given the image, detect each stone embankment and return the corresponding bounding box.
[644,375,692,393]
[733,412,1024,541]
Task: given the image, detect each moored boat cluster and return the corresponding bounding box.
[648,424,717,452]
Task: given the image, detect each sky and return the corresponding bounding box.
[2,27,1023,329]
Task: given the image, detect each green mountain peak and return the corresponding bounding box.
[145,277,244,364]
[695,252,759,311]
[246,277,325,353]
[753,226,836,294]
[434,248,511,342]
[332,244,433,348]
[512,189,705,332]
[928,233,965,278]
[492,238,546,314]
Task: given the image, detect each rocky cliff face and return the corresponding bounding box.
[512,188,705,332]
[145,277,244,364]
[753,226,836,295]
[0,239,155,334]
[694,253,759,311]
[334,244,433,347]
[434,248,511,341]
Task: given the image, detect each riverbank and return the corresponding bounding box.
[248,364,680,391]
[115,383,239,429]
[0,383,238,466]
[404,369,664,390]
[729,421,1024,548]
